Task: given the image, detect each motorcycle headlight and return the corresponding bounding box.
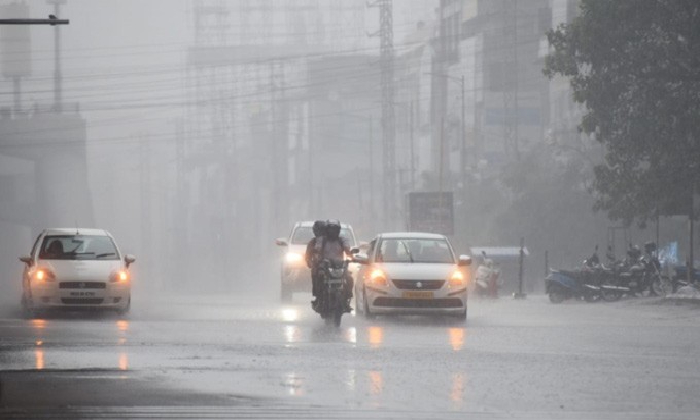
[285,252,303,264]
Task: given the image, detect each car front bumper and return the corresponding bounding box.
[29,281,130,310]
[365,286,467,315]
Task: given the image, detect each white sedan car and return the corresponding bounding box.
[20,228,135,317]
[354,232,471,320]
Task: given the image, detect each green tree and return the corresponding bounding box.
[544,0,700,226]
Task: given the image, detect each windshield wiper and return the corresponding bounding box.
[96,252,116,259]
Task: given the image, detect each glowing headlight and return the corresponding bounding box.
[449,270,466,287]
[33,268,56,283]
[110,270,130,284]
[370,269,388,287]
[285,252,303,263]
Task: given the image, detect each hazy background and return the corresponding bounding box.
[0,0,687,307]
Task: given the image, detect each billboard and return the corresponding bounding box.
[407,192,454,235]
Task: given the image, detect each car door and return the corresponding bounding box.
[23,233,42,294]
[356,238,377,294]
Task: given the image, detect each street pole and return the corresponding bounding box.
[410,101,415,192]
[514,237,527,299]
[439,116,445,195]
[460,75,466,188]
[370,117,375,229]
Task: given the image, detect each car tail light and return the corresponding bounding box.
[449,270,467,287]
[370,269,388,287]
[34,268,56,283]
[110,270,129,284]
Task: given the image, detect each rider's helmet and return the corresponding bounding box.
[325,219,341,240]
[312,220,326,237]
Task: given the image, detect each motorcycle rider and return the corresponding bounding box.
[316,219,354,312]
[305,220,327,305]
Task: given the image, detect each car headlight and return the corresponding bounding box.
[110,270,130,284]
[285,252,304,264]
[33,268,56,283]
[370,269,388,287]
[449,270,467,287]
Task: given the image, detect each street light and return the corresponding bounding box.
[424,72,467,190]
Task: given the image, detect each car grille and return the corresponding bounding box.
[392,279,445,290]
[373,297,463,308]
[59,282,106,289]
[61,298,105,305]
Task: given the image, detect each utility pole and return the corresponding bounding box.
[410,101,415,192]
[369,0,396,228]
[460,74,466,187]
[47,0,67,113]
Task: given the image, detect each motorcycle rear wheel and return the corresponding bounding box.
[651,276,670,297]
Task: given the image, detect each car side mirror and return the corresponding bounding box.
[350,247,360,255]
[19,255,33,266]
[125,254,136,268]
[353,253,369,264]
[457,255,472,267]
[275,237,288,246]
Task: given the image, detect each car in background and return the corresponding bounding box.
[353,232,471,320]
[275,221,358,302]
[19,228,135,317]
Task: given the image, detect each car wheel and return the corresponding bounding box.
[362,288,374,319]
[117,296,131,315]
[601,288,623,302]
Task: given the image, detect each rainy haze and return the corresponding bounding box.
[1,1,700,419]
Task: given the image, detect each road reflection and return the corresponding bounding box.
[119,352,128,370]
[448,327,465,351]
[451,372,465,405]
[35,347,44,370]
[369,370,383,395]
[116,320,129,332]
[284,325,301,345]
[368,326,383,348]
[31,319,46,330]
[284,372,304,396]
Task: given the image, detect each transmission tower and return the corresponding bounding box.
[370,0,396,228]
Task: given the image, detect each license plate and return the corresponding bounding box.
[69,291,96,297]
[402,291,434,299]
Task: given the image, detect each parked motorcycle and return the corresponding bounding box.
[545,269,601,303]
[313,259,350,327]
[599,243,665,298]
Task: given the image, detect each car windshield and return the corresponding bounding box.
[38,235,120,261]
[377,238,454,263]
[290,226,354,245]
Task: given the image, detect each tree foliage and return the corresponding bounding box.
[544,0,700,226]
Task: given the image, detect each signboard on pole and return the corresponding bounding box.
[407,192,454,235]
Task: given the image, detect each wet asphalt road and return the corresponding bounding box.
[1,293,700,419]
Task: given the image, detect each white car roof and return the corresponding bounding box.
[296,221,352,229]
[42,228,111,236]
[379,232,447,240]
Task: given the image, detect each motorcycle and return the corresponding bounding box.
[313,259,350,327]
[545,269,601,303]
[599,242,668,298]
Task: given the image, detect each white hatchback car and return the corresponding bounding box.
[20,228,135,317]
[354,232,471,320]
